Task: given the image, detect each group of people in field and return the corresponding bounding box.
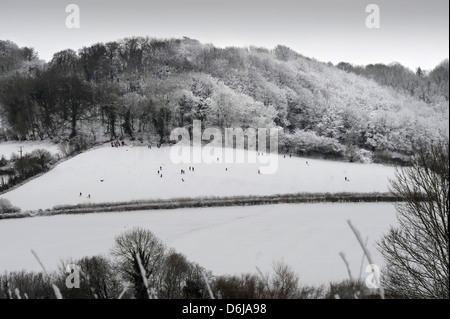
[79,146,351,200]
[111,140,125,147]
[156,164,196,182]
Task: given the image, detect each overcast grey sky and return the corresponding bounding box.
[0,0,448,71]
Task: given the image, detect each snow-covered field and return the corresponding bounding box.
[0,141,61,160]
[1,143,397,211]
[0,203,397,285]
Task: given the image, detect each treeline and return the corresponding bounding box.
[0,38,448,163]
[336,60,449,104]
[0,227,382,299]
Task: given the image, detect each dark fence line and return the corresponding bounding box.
[0,192,402,220]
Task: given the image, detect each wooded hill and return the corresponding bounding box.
[0,38,448,164]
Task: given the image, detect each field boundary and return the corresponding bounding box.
[0,192,402,220]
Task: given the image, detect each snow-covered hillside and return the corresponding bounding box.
[0,203,398,285]
[1,143,397,211]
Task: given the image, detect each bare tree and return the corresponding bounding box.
[270,261,300,299]
[378,140,449,298]
[56,255,124,299]
[111,227,166,299]
[156,250,192,299]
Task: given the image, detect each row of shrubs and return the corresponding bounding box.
[0,192,401,220]
[280,130,413,165]
[0,227,382,299]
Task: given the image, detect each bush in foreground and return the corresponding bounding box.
[0,198,20,215]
